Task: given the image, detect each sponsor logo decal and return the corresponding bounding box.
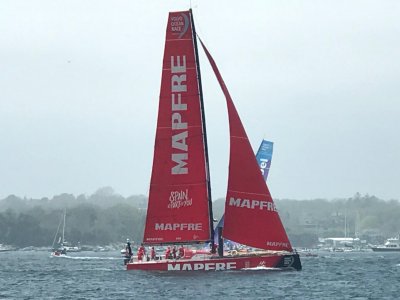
[228,197,277,212]
[168,189,193,209]
[283,256,294,267]
[257,261,266,268]
[266,241,290,248]
[155,223,202,231]
[259,158,269,176]
[170,54,188,175]
[145,237,163,242]
[170,13,189,38]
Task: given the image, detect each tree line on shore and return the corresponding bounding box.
[0,188,399,248]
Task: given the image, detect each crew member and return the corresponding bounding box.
[150,246,156,260]
[139,243,146,256]
[126,239,133,257]
[172,245,177,259]
[178,245,185,259]
[165,246,171,259]
[137,243,146,261]
[209,242,217,254]
[137,248,143,261]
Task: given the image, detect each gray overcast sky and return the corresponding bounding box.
[1,0,399,200]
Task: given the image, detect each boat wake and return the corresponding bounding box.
[242,266,281,271]
[50,255,120,260]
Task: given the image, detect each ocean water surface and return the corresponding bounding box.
[0,250,399,299]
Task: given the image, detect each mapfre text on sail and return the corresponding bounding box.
[155,223,202,231]
[229,197,277,211]
[170,55,188,175]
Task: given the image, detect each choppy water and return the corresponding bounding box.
[0,250,399,299]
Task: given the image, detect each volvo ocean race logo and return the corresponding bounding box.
[283,256,294,267]
[168,189,193,209]
[170,13,189,38]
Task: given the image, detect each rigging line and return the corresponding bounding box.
[191,7,204,43]
[51,211,64,248]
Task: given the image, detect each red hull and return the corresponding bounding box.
[126,253,301,271]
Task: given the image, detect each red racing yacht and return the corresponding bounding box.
[126,9,301,272]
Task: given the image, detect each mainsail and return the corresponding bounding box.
[143,11,212,245]
[199,40,292,252]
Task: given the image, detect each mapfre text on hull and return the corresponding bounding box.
[127,253,301,271]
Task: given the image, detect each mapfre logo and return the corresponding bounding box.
[170,13,189,38]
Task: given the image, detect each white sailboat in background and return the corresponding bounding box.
[51,209,67,256]
[50,209,80,257]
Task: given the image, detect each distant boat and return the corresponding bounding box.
[51,209,67,256]
[370,236,400,252]
[0,244,16,252]
[50,209,81,257]
[126,9,301,271]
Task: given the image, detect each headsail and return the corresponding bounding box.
[143,11,212,245]
[199,40,292,252]
[214,139,274,243]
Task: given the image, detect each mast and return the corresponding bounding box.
[344,207,347,238]
[189,9,215,249]
[62,208,66,244]
[51,210,64,249]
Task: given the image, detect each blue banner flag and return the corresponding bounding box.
[255,139,274,181]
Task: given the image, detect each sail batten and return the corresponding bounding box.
[227,190,269,197]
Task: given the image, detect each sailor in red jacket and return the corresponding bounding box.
[178,245,185,259]
[172,245,177,259]
[137,243,146,261]
[150,246,156,260]
[137,248,143,261]
[165,246,171,259]
[139,244,146,255]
